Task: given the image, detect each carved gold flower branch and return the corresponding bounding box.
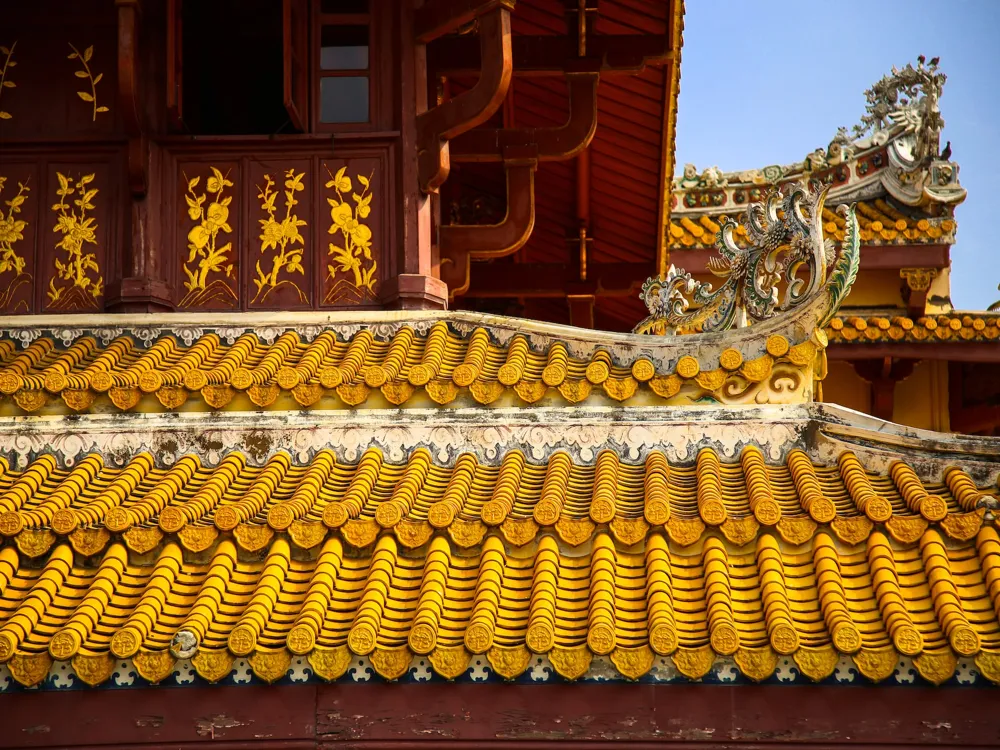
[48,172,103,310]
[68,43,108,121]
[179,167,237,309]
[324,165,377,301]
[253,169,308,304]
[0,41,17,120]
[0,175,32,311]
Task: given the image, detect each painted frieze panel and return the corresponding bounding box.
[0,3,119,140]
[172,150,388,312]
[0,42,17,122]
[176,162,240,310]
[0,163,39,313]
[248,159,313,310]
[43,164,110,312]
[320,158,381,306]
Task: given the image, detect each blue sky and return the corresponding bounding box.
[674,0,1000,311]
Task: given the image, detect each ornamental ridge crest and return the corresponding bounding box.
[635,183,859,335]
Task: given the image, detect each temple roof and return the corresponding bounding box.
[2,187,998,692]
[0,403,998,689]
[829,311,1000,345]
[668,58,966,250]
[0,308,995,414]
[0,310,826,413]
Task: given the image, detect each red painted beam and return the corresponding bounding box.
[463,262,649,297]
[3,682,999,748]
[463,245,951,301]
[429,35,673,77]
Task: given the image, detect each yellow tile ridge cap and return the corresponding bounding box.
[828,310,1000,344]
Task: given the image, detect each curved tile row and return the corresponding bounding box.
[667,201,955,249]
[828,312,1000,344]
[2,526,1000,688]
[0,447,995,550]
[0,325,821,412]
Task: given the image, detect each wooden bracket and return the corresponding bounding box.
[416,6,513,194]
[440,148,537,297]
[567,294,595,329]
[851,357,917,422]
[416,0,514,44]
[116,0,147,196]
[450,69,599,162]
[900,267,940,317]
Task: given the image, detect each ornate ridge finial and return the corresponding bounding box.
[854,55,946,165]
[635,182,860,335]
[670,57,957,196]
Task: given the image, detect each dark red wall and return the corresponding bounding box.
[2,683,997,749]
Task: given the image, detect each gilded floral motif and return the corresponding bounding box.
[309,645,352,681]
[253,169,307,304]
[324,165,377,303]
[548,645,592,680]
[0,42,17,120]
[180,167,237,308]
[67,44,108,121]
[48,172,103,310]
[0,175,31,310]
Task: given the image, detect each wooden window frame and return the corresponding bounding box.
[310,0,380,133]
[284,0,310,132]
[166,0,184,130]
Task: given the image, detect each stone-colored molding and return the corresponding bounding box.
[0,403,995,485]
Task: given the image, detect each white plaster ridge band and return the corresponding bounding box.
[0,403,996,484]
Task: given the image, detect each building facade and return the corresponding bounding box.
[0,2,999,748]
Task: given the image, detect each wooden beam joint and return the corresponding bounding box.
[850,357,917,422]
[900,266,940,317]
[116,0,146,196]
[450,68,600,162]
[416,0,514,44]
[416,6,513,194]
[440,148,537,297]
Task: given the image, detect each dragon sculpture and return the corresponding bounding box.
[634,182,860,335]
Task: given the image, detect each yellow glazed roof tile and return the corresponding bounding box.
[667,202,957,250]
[0,323,828,413]
[0,311,991,416]
[828,312,1000,344]
[0,445,998,687]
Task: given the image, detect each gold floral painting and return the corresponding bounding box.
[0,175,31,311]
[179,166,237,309]
[253,168,308,305]
[47,171,102,311]
[324,163,377,305]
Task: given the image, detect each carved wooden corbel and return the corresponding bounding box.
[449,68,600,162]
[439,147,537,297]
[116,0,146,196]
[851,357,916,421]
[416,5,513,194]
[416,0,513,43]
[900,267,940,316]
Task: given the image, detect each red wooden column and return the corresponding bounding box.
[105,0,174,312]
[379,0,447,310]
[851,357,917,421]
